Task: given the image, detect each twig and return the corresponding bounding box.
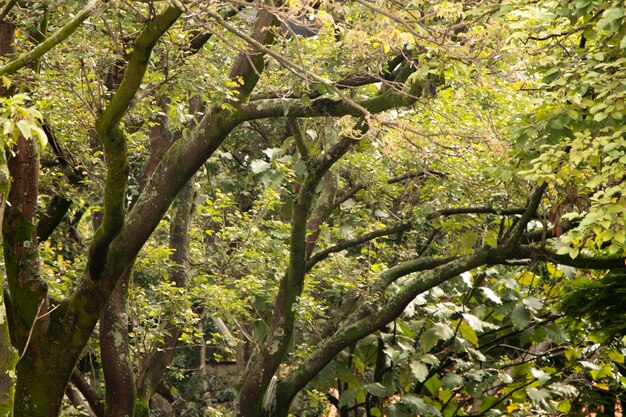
[19,300,60,360]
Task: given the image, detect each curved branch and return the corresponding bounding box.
[0,0,108,76]
[515,244,626,269]
[306,223,412,271]
[276,248,494,407]
[88,4,181,279]
[504,184,545,245]
[306,206,526,272]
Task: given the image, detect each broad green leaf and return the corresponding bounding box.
[530,368,551,385]
[364,382,389,397]
[410,360,429,382]
[442,373,464,389]
[250,159,271,174]
[511,304,530,330]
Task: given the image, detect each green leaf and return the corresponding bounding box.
[364,382,389,397]
[511,304,531,330]
[401,394,442,416]
[424,376,442,396]
[459,321,479,346]
[432,323,454,340]
[16,119,31,139]
[526,387,551,402]
[250,159,271,174]
[522,296,543,311]
[384,404,410,417]
[442,373,464,389]
[410,360,429,382]
[558,400,571,413]
[530,368,551,385]
[338,387,361,407]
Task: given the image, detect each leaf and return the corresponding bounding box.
[526,387,551,402]
[608,350,625,363]
[480,287,502,304]
[459,321,478,346]
[16,119,32,139]
[442,373,464,388]
[364,382,389,397]
[462,313,484,331]
[511,304,530,330]
[424,376,442,396]
[338,387,361,407]
[420,354,440,367]
[384,404,410,417]
[432,323,454,340]
[250,159,271,174]
[558,399,572,413]
[410,360,429,382]
[401,394,442,416]
[262,147,283,160]
[477,396,499,413]
[522,296,543,311]
[580,361,601,370]
[466,346,486,362]
[530,368,551,385]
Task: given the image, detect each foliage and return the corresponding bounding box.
[0,1,625,417]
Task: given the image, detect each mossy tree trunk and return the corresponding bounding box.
[0,150,17,417]
[0,18,17,417]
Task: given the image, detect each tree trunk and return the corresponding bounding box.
[100,273,136,417]
[0,18,17,417]
[0,150,17,417]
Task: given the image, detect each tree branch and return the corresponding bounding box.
[306,222,412,271]
[504,184,545,245]
[88,4,181,279]
[0,0,108,76]
[515,244,626,269]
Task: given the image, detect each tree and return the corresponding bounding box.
[1,1,625,417]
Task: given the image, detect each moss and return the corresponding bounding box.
[134,398,150,417]
[0,288,18,417]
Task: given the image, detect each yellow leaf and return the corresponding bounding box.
[507,403,519,413]
[593,383,609,391]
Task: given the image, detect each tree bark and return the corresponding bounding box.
[100,273,135,417]
[7,7,183,417]
[0,19,17,417]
